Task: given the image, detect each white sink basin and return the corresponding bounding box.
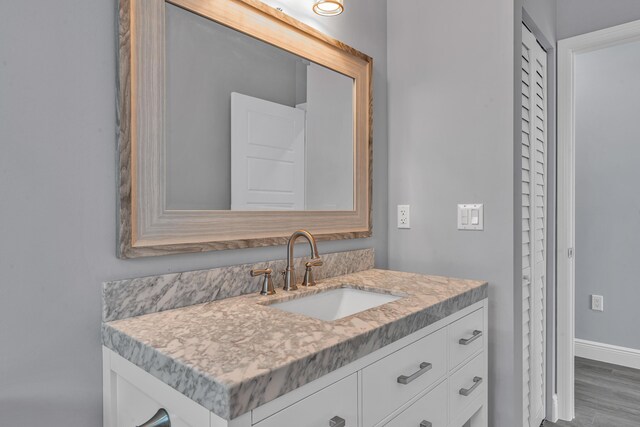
[268,288,402,321]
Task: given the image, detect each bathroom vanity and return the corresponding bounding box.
[108,0,490,423]
[102,265,488,427]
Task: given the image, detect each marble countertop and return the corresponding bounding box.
[102,268,487,420]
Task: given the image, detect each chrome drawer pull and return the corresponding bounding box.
[459,376,483,397]
[397,362,432,385]
[330,416,346,427]
[137,408,170,427]
[420,421,433,427]
[459,330,482,345]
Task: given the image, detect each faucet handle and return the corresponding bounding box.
[301,259,323,287]
[306,259,323,268]
[251,268,272,277]
[251,268,275,296]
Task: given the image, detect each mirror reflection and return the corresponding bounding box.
[164,4,355,211]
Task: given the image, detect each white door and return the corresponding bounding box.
[231,92,306,210]
[522,24,547,427]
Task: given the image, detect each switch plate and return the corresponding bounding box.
[397,205,410,229]
[458,204,483,230]
[591,295,604,312]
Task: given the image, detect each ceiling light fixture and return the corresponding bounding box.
[312,0,344,16]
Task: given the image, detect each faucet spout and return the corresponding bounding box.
[283,230,321,291]
[287,230,320,261]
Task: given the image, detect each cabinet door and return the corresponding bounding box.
[116,376,209,427]
[254,374,357,427]
[521,23,547,427]
[104,349,210,427]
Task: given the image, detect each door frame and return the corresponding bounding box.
[556,18,640,422]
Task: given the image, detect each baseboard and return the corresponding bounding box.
[575,339,640,370]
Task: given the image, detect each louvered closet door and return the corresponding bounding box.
[521,24,547,427]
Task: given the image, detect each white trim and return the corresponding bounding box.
[556,36,575,420]
[575,339,640,370]
[557,18,640,423]
[103,346,115,427]
[550,394,559,423]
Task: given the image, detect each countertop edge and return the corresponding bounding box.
[102,323,234,419]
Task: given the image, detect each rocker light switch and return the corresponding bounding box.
[458,204,484,231]
[461,210,469,225]
[471,209,480,225]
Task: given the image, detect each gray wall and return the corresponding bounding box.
[523,0,556,42]
[305,63,354,210]
[0,0,388,425]
[557,0,640,39]
[574,40,640,349]
[165,4,300,210]
[387,0,519,424]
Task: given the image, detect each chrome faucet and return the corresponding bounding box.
[283,230,321,291]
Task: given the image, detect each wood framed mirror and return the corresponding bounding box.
[117,0,372,258]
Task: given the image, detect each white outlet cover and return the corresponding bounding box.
[397,205,410,229]
[591,295,604,312]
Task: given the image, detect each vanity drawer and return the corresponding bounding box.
[449,308,484,369]
[254,373,358,427]
[449,353,486,420]
[384,380,448,427]
[362,327,447,427]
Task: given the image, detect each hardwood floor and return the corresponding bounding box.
[544,357,640,427]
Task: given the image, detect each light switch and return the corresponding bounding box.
[461,210,469,225]
[458,204,484,231]
[471,209,480,225]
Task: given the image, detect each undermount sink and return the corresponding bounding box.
[268,287,402,321]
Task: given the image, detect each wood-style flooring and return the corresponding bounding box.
[543,357,640,427]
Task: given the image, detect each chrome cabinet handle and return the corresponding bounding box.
[397,362,432,385]
[137,408,170,427]
[329,416,345,427]
[459,376,483,396]
[420,421,432,427]
[459,330,482,345]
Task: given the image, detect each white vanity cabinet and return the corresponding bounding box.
[103,299,488,427]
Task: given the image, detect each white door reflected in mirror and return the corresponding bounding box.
[231,93,306,211]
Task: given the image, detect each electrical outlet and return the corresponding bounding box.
[397,205,410,229]
[591,295,604,312]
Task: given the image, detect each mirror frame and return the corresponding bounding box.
[117,0,373,258]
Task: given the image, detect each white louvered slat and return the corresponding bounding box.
[522,24,547,427]
[521,36,533,427]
